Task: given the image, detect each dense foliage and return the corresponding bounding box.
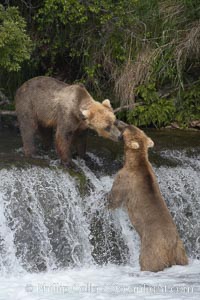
[0,4,32,72]
[0,0,200,127]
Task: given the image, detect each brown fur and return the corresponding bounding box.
[15,76,121,164]
[108,125,188,272]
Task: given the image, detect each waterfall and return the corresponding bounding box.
[0,149,199,275]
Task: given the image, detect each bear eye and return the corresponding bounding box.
[104,126,111,132]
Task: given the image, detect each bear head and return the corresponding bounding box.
[123,125,154,151]
[115,121,154,151]
[80,99,122,142]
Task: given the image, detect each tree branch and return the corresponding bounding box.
[0,91,11,106]
[0,110,17,116]
[159,79,200,98]
[0,100,10,106]
[114,102,143,113]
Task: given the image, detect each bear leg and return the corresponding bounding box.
[107,173,127,209]
[55,130,73,164]
[18,116,37,157]
[139,242,172,272]
[175,240,188,265]
[139,252,164,272]
[73,128,88,158]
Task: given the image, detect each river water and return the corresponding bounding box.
[0,129,199,300]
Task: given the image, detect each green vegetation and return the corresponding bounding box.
[127,82,200,128]
[127,83,176,128]
[0,4,32,72]
[0,0,200,128]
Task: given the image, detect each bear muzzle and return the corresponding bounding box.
[96,125,121,142]
[108,125,122,142]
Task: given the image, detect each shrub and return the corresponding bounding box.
[127,83,176,127]
[0,4,32,72]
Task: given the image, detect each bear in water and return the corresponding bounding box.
[108,122,188,272]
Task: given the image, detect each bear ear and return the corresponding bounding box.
[102,99,112,109]
[80,109,91,120]
[130,141,140,149]
[147,137,154,148]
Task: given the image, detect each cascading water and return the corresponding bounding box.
[0,162,135,273]
[0,132,200,299]
[0,150,199,271]
[156,149,200,259]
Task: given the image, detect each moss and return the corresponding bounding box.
[0,154,88,196]
[67,168,88,196]
[0,155,50,170]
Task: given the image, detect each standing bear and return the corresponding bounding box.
[108,122,188,272]
[15,76,121,165]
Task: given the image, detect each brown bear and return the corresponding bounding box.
[108,122,188,272]
[15,76,121,165]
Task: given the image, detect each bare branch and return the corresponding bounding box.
[0,100,10,106]
[114,102,143,113]
[0,91,11,106]
[0,110,17,116]
[190,120,200,129]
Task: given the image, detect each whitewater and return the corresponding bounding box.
[0,145,199,299]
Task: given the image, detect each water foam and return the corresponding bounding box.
[0,148,199,276]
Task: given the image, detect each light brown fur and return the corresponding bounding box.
[108,124,188,272]
[15,76,121,164]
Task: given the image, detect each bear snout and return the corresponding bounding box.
[109,125,122,142]
[99,125,121,142]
